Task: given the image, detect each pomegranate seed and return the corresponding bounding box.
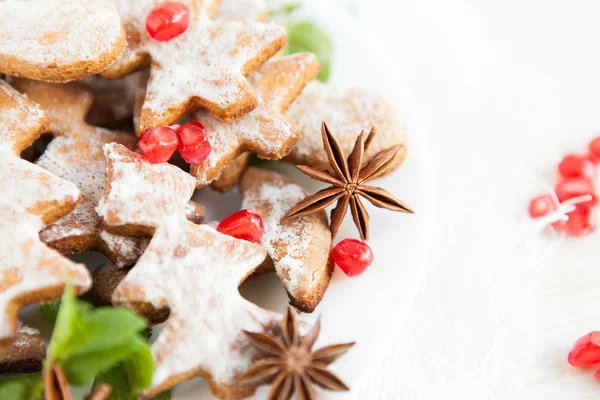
[568,332,600,367]
[217,209,264,243]
[176,122,211,164]
[332,239,374,277]
[558,154,595,180]
[146,1,190,42]
[555,177,598,207]
[565,205,596,237]
[589,137,600,159]
[528,194,557,219]
[138,126,178,164]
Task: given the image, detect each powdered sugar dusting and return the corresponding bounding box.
[241,169,332,301]
[0,0,124,67]
[13,322,41,348]
[216,0,268,21]
[0,82,91,342]
[99,144,283,393]
[190,54,320,187]
[287,82,407,169]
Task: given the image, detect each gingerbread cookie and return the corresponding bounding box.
[240,167,333,313]
[0,322,46,374]
[0,81,91,345]
[98,143,288,399]
[102,0,288,131]
[286,82,407,175]
[0,0,126,83]
[10,79,206,268]
[190,53,320,190]
[216,0,269,21]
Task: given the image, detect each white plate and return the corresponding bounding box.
[24,1,435,399]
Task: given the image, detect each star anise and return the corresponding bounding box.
[284,122,413,240]
[239,307,355,400]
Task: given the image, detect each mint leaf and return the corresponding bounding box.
[0,374,43,400]
[283,21,333,82]
[40,301,61,324]
[46,285,152,392]
[150,390,171,400]
[122,336,153,395]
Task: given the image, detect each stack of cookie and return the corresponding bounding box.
[0,0,408,398]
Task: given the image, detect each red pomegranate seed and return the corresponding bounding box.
[176,122,211,164]
[568,332,600,367]
[528,194,557,219]
[332,239,374,277]
[555,177,598,207]
[559,154,595,180]
[138,126,179,164]
[217,209,264,243]
[565,205,596,237]
[589,137,600,159]
[146,2,190,42]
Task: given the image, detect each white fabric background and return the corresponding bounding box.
[326,0,600,399]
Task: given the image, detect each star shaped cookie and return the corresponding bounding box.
[0,0,126,82]
[0,322,46,374]
[190,53,321,189]
[240,167,333,312]
[10,79,205,268]
[286,82,408,175]
[103,0,288,131]
[0,81,92,345]
[98,144,285,399]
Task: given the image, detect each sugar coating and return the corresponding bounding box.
[0,82,91,343]
[108,0,286,129]
[0,0,124,66]
[242,177,331,299]
[99,144,282,394]
[190,53,319,186]
[216,0,268,21]
[287,82,407,168]
[13,322,41,348]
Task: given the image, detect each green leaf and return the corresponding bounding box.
[46,284,152,391]
[283,21,333,82]
[122,336,154,395]
[149,390,171,400]
[60,341,134,385]
[40,300,61,324]
[0,374,43,400]
[269,2,300,17]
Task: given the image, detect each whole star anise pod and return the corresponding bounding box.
[284,122,414,240]
[239,307,355,400]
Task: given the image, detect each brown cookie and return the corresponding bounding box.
[0,0,126,83]
[190,53,321,190]
[10,79,206,268]
[103,0,288,131]
[0,81,92,346]
[97,143,290,399]
[286,82,408,175]
[240,167,333,312]
[0,322,46,374]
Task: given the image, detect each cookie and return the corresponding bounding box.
[0,81,92,346]
[0,322,46,374]
[190,53,321,190]
[83,70,145,129]
[102,0,288,131]
[97,143,287,399]
[216,0,269,21]
[0,0,126,83]
[10,79,206,268]
[240,167,333,313]
[286,82,408,175]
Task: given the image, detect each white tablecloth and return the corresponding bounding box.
[336,0,600,398]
